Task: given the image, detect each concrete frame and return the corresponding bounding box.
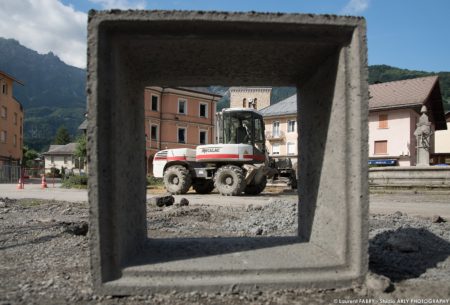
[88,10,369,294]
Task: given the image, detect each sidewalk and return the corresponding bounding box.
[0,182,88,202]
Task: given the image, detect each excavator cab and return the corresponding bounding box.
[217,108,266,157]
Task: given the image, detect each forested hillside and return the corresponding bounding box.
[0,38,86,151]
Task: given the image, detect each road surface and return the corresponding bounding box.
[0,183,449,218]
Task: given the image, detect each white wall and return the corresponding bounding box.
[435,122,450,153]
[368,109,419,166]
[44,155,76,173]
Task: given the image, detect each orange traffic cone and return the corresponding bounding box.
[41,175,48,189]
[17,177,24,189]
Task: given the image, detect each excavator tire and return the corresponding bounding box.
[163,165,191,194]
[214,165,245,196]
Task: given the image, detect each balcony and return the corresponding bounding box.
[265,130,285,141]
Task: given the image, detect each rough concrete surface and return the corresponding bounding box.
[1,194,449,304]
[88,10,368,292]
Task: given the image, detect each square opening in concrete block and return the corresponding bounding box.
[145,85,299,239]
[88,10,369,294]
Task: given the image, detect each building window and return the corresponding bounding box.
[199,103,208,118]
[242,98,247,108]
[287,120,296,133]
[151,95,159,111]
[272,143,280,155]
[13,134,17,147]
[287,142,296,155]
[0,130,6,143]
[1,106,6,118]
[150,125,158,141]
[2,83,7,95]
[374,140,388,155]
[14,113,18,125]
[178,127,186,143]
[199,130,207,144]
[178,99,187,115]
[272,121,280,137]
[378,114,388,129]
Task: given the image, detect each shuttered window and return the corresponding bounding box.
[374,140,387,155]
[378,114,388,128]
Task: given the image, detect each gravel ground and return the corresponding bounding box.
[1,196,449,305]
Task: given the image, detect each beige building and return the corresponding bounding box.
[259,94,298,164]
[0,70,24,166]
[229,87,271,110]
[259,77,448,169]
[369,76,446,166]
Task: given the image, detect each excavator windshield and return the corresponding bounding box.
[220,110,265,150]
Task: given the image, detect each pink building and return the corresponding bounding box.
[144,87,222,174]
[368,76,447,166]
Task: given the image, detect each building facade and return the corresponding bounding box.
[257,76,447,168]
[43,143,80,173]
[145,87,221,173]
[229,87,271,110]
[368,76,446,166]
[259,94,298,166]
[0,70,24,166]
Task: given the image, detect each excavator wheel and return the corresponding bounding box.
[214,165,245,196]
[163,165,192,194]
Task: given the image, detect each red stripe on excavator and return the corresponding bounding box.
[196,154,265,161]
[167,156,187,161]
[196,154,239,159]
[153,157,167,161]
[244,154,265,161]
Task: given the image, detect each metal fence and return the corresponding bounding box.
[0,165,21,183]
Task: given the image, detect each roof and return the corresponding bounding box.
[369,76,446,130]
[78,119,87,130]
[0,70,24,86]
[178,87,223,98]
[43,143,77,155]
[369,76,438,110]
[259,94,297,117]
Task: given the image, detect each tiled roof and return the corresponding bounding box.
[44,143,77,155]
[369,76,438,110]
[259,94,297,117]
[78,119,87,130]
[0,70,24,85]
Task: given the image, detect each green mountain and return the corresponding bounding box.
[0,38,86,152]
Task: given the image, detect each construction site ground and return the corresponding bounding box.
[0,183,449,304]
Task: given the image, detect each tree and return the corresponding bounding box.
[74,135,87,172]
[74,135,87,159]
[22,145,39,168]
[53,126,71,145]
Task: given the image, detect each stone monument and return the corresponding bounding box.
[414,105,433,166]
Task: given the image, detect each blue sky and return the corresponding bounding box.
[1,0,449,71]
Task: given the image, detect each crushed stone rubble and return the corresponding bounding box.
[1,196,449,304]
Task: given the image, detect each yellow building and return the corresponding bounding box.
[0,70,24,166]
[259,94,298,166]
